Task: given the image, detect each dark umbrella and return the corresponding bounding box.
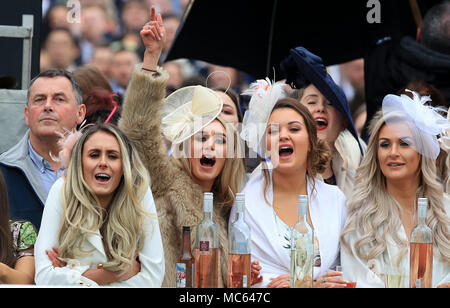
[165,0,440,79]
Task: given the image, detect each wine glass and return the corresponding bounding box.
[384,265,406,288]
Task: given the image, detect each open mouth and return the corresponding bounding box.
[95,173,111,183]
[315,117,328,131]
[200,155,216,167]
[279,145,294,157]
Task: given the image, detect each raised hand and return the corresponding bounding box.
[140,6,166,61]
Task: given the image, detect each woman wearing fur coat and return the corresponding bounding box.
[118,8,252,287]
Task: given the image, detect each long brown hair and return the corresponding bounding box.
[262,98,331,202]
[0,170,15,267]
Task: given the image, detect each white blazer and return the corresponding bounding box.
[231,169,347,287]
[35,177,165,287]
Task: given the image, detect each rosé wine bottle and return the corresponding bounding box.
[228,193,251,288]
[409,198,433,288]
[194,192,219,288]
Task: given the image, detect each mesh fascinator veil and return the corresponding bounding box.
[161,85,223,145]
[382,90,450,160]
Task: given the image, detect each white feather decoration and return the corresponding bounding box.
[382,90,450,159]
[240,78,286,153]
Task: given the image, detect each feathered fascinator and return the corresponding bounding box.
[382,90,450,159]
[50,127,84,170]
[50,100,119,170]
[240,78,286,154]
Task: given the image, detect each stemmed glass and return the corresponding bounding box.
[384,264,406,288]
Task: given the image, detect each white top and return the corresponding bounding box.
[34,177,165,287]
[230,168,347,287]
[341,193,450,288]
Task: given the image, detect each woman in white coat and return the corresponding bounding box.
[340,91,450,288]
[34,123,164,286]
[235,82,348,288]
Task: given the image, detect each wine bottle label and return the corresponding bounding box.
[200,241,210,252]
[314,236,321,267]
[176,263,186,288]
[236,242,249,253]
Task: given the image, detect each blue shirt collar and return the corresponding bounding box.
[28,139,55,173]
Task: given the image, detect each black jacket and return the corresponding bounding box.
[363,36,450,140]
[0,132,46,230]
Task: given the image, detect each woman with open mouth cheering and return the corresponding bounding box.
[280,47,366,200]
[34,123,165,286]
[118,7,247,287]
[235,78,348,288]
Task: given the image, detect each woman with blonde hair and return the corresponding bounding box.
[118,7,247,287]
[340,91,450,288]
[34,123,164,286]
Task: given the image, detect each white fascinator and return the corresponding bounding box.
[161,85,223,145]
[439,107,450,192]
[382,90,450,159]
[240,78,286,154]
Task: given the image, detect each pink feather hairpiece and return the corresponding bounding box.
[50,93,118,170]
[104,93,118,124]
[50,124,84,170]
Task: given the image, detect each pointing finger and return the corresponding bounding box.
[150,6,156,21]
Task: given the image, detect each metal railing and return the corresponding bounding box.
[0,14,33,153]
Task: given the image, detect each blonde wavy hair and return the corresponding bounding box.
[171,116,246,215]
[340,110,450,266]
[58,124,153,272]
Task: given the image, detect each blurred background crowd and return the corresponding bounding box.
[39,0,367,136]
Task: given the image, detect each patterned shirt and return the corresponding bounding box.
[10,220,38,260]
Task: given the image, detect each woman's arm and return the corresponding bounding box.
[119,7,177,199]
[0,256,34,284]
[34,178,94,286]
[45,246,141,286]
[82,258,141,285]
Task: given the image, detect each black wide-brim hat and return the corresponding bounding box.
[280,47,364,155]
